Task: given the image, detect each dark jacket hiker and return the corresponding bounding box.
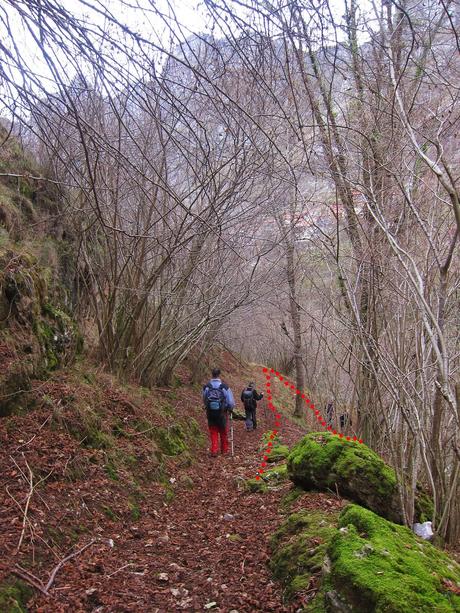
[241,382,263,431]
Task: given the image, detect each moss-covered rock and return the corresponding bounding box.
[270,510,339,601]
[39,302,82,368]
[264,463,288,483]
[327,504,460,612]
[0,246,81,415]
[269,504,460,612]
[287,432,404,523]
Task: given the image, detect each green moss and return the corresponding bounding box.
[179,475,194,490]
[124,454,138,468]
[268,444,289,462]
[270,511,339,601]
[164,485,175,503]
[129,499,141,521]
[245,464,288,493]
[328,504,460,612]
[414,485,434,523]
[0,579,33,613]
[245,478,268,493]
[45,524,80,548]
[288,432,403,523]
[280,486,305,511]
[63,405,114,450]
[161,404,175,417]
[111,419,127,438]
[133,418,155,438]
[186,417,206,446]
[260,430,282,448]
[288,433,433,525]
[102,505,118,521]
[289,574,311,594]
[84,429,113,450]
[104,460,119,481]
[264,463,288,483]
[39,302,82,362]
[34,320,58,370]
[154,424,187,456]
[42,302,74,333]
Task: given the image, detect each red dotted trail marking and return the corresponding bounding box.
[255,367,363,479]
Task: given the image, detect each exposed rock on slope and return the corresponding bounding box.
[0,248,81,416]
[0,132,80,416]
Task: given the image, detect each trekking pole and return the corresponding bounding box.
[230,411,234,457]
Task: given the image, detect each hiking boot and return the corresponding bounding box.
[209,451,218,458]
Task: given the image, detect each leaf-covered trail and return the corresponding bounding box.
[101,406,306,612]
[0,365,322,612]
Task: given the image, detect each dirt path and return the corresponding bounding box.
[140,419,304,611]
[1,368,310,612]
[96,406,306,613]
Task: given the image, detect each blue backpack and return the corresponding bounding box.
[205,383,226,411]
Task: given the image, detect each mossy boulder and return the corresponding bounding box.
[269,510,339,601]
[269,504,460,612]
[326,504,460,612]
[287,432,403,523]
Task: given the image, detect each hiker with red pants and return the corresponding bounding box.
[202,368,235,457]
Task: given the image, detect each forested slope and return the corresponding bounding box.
[0,0,460,610]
